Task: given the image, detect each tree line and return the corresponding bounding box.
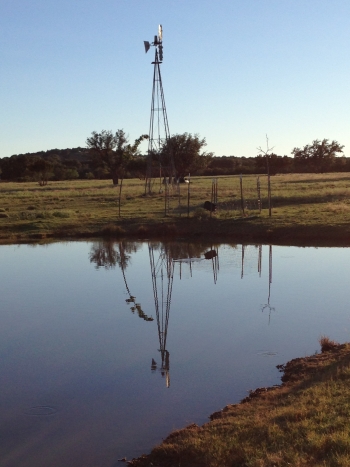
[0,132,348,183]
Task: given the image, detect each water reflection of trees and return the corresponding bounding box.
[89,240,154,322]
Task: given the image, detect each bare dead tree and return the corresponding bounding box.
[257,135,274,217]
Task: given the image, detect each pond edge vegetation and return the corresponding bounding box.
[129,337,350,467]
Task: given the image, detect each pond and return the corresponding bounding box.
[1,240,350,467]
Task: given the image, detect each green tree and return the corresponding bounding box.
[292,139,344,172]
[86,129,148,185]
[30,158,53,185]
[161,133,213,178]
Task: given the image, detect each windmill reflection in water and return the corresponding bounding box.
[149,243,174,388]
[148,244,220,388]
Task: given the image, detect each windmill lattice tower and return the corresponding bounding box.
[144,25,176,194]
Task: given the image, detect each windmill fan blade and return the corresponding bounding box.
[144,41,150,53]
[158,24,163,41]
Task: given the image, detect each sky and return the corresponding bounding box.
[1,0,350,159]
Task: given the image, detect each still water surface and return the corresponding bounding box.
[1,241,350,466]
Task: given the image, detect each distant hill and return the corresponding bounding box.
[20,147,91,162]
[0,148,93,182]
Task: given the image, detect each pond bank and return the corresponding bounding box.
[129,341,350,467]
[2,215,350,247]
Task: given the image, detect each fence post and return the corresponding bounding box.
[164,178,170,216]
[240,174,245,217]
[257,176,261,213]
[187,173,190,218]
[118,178,123,217]
[210,178,218,217]
[268,174,271,217]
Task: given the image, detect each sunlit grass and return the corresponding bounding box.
[1,173,350,243]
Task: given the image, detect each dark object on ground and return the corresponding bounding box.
[204,250,217,260]
[203,201,216,212]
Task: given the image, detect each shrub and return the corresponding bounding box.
[35,211,51,219]
[52,210,72,218]
[319,335,339,352]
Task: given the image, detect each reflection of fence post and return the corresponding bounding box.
[257,176,261,213]
[211,246,219,284]
[240,174,245,217]
[258,244,262,277]
[241,244,245,278]
[187,173,190,218]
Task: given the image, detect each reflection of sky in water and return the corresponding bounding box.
[0,242,350,466]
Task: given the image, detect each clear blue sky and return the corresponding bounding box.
[1,0,350,159]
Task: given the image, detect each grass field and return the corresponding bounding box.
[1,173,350,244]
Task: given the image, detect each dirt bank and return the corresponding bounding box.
[2,216,350,247]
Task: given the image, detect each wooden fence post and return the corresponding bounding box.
[240,174,245,217]
[187,173,190,218]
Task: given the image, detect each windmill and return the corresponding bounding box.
[144,25,176,195]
